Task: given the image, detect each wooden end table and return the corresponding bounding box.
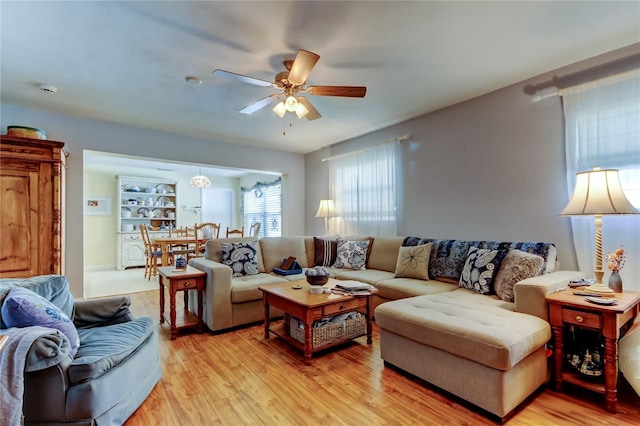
[546,289,640,413]
[259,279,377,365]
[158,265,205,340]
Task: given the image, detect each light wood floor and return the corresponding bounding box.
[124,290,639,426]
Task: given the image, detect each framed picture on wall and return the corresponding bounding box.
[84,196,112,216]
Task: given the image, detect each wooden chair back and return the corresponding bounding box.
[226,226,245,238]
[189,222,220,260]
[249,222,261,237]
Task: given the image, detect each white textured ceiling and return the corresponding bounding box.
[1,1,639,154]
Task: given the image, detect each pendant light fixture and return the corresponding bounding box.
[190,166,211,188]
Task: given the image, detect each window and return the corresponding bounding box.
[563,71,640,290]
[241,178,281,237]
[328,141,399,236]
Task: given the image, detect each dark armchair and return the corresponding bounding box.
[0,275,161,425]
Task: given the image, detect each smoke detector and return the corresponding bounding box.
[37,84,58,94]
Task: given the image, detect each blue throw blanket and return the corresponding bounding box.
[0,327,72,426]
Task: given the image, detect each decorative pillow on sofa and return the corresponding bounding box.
[314,237,338,267]
[394,243,432,280]
[1,286,80,356]
[221,241,259,277]
[494,249,544,302]
[459,246,507,295]
[332,240,370,270]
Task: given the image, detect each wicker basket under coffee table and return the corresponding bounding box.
[259,279,377,365]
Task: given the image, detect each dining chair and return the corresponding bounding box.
[140,224,172,280]
[226,226,245,238]
[249,222,261,237]
[169,227,195,257]
[188,222,220,261]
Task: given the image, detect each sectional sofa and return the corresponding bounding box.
[188,234,582,420]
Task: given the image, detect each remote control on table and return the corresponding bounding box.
[573,292,601,297]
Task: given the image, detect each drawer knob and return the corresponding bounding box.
[184,281,191,287]
[575,315,584,323]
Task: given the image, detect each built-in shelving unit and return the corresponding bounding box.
[116,176,178,270]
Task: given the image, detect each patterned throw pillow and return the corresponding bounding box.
[1,286,80,356]
[459,246,507,295]
[494,249,544,302]
[314,237,338,267]
[394,243,432,280]
[332,240,370,270]
[221,241,259,277]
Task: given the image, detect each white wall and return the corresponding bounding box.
[304,44,640,280]
[0,105,305,297]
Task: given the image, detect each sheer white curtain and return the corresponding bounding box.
[328,141,399,236]
[563,72,640,291]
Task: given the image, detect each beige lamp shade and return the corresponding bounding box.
[560,168,638,216]
[315,199,338,218]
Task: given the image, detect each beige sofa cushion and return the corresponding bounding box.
[394,243,432,280]
[367,236,404,272]
[205,237,266,273]
[375,278,456,300]
[260,236,309,272]
[231,274,288,303]
[619,320,640,396]
[375,289,549,370]
[494,249,544,302]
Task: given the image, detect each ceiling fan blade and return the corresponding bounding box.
[287,49,320,85]
[297,96,321,121]
[239,94,282,114]
[213,69,276,88]
[306,86,367,97]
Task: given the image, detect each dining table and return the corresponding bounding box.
[151,236,208,266]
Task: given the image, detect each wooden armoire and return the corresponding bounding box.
[0,135,66,278]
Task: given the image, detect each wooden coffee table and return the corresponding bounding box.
[259,279,377,365]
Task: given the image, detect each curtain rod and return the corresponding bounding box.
[321,134,410,162]
[524,52,640,97]
[530,68,640,102]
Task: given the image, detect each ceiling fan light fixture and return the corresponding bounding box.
[273,101,287,118]
[284,95,298,112]
[295,102,309,119]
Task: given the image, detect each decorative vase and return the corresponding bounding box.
[608,271,622,293]
[175,256,187,270]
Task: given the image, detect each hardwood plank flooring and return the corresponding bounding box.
[124,290,639,425]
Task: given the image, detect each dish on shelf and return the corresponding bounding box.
[137,207,150,216]
[584,296,617,305]
[121,207,132,218]
[158,196,171,205]
[152,209,163,218]
[155,184,174,194]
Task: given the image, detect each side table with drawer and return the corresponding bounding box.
[546,289,640,413]
[158,265,205,340]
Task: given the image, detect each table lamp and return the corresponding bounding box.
[560,167,638,294]
[315,199,338,234]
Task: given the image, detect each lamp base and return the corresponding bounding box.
[584,283,616,297]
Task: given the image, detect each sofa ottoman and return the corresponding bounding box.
[375,289,551,420]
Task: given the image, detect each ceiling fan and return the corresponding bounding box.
[213,49,366,121]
